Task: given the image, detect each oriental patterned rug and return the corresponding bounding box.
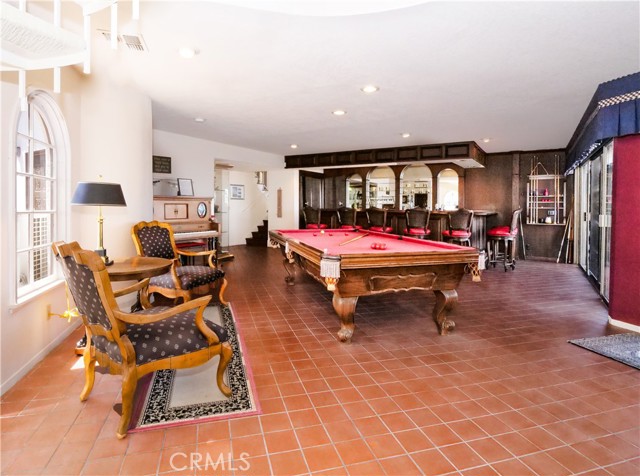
[129,304,260,432]
[569,333,640,370]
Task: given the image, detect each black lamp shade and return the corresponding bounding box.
[71,182,127,206]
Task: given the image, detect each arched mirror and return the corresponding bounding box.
[400,164,432,210]
[367,166,395,209]
[437,168,459,210]
[346,173,363,208]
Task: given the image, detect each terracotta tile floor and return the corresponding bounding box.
[2,245,639,475]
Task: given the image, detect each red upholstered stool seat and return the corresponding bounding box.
[404,227,431,236]
[487,226,516,237]
[442,229,471,239]
[306,223,328,229]
[370,226,393,233]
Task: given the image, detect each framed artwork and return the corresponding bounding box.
[152,155,171,174]
[177,178,194,196]
[230,184,245,200]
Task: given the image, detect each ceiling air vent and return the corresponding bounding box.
[98,30,148,52]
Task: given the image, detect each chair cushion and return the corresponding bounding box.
[404,227,431,236]
[306,224,328,229]
[442,230,471,238]
[488,226,517,237]
[150,266,225,290]
[91,307,228,364]
[370,226,393,233]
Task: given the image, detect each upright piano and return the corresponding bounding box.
[153,195,219,253]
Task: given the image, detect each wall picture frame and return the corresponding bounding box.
[230,184,245,200]
[177,178,194,196]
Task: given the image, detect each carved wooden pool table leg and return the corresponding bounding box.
[332,291,358,343]
[283,251,297,285]
[433,289,457,335]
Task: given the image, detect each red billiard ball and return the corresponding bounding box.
[329,233,333,236]
[313,233,318,236]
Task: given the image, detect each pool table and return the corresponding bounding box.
[269,228,480,342]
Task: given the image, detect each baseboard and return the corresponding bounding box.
[608,317,640,333]
[0,320,82,396]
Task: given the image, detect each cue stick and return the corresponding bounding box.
[339,233,370,246]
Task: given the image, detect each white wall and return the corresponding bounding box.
[228,170,268,245]
[153,130,284,246]
[0,65,153,394]
[267,169,300,233]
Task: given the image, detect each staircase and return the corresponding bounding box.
[245,220,268,246]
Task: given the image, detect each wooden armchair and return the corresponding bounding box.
[131,221,227,304]
[337,207,362,229]
[366,207,393,233]
[442,208,474,246]
[404,207,432,239]
[52,241,232,439]
[302,206,327,229]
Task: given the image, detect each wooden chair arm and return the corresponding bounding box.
[176,249,219,268]
[113,278,150,298]
[113,295,211,325]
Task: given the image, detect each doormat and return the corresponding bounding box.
[569,333,640,370]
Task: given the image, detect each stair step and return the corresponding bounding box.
[245,220,269,246]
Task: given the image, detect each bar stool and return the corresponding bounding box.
[337,207,362,229]
[403,207,431,239]
[366,208,393,233]
[302,206,327,229]
[486,208,521,271]
[442,208,474,246]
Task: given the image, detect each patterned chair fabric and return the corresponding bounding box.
[131,221,227,305]
[403,207,431,238]
[366,208,393,233]
[52,241,233,439]
[442,208,474,245]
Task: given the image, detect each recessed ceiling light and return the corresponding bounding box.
[401,132,411,138]
[332,110,347,116]
[361,85,379,94]
[290,144,298,149]
[179,47,198,59]
[194,117,206,123]
[482,138,491,143]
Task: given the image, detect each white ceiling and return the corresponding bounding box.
[19,1,640,158]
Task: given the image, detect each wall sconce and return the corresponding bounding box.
[71,180,127,266]
[256,171,267,191]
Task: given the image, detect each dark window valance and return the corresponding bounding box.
[565,72,640,174]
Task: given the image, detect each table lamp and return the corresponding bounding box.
[71,181,127,266]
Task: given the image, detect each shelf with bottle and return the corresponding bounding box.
[526,157,566,226]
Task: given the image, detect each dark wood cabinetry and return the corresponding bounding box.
[285,141,486,169]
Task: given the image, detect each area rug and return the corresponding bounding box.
[569,333,640,370]
[129,303,260,432]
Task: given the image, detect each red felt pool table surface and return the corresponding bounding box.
[273,228,469,256]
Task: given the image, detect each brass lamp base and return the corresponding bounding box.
[95,248,113,266]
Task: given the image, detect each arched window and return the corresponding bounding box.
[400,164,432,210]
[437,168,459,210]
[367,166,395,208]
[15,91,69,301]
[346,173,363,208]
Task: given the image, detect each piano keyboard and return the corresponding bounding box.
[174,230,219,241]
